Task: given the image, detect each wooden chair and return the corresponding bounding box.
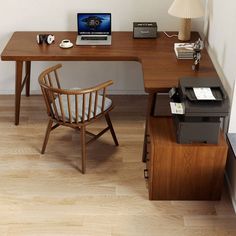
[38,64,119,174]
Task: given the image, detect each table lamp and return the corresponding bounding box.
[168,0,204,41]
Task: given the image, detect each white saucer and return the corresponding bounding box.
[59,42,73,49]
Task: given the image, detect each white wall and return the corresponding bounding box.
[204,0,236,93]
[204,0,236,211]
[0,0,204,94]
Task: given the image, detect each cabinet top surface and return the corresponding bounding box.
[149,117,227,147]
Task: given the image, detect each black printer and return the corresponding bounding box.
[170,77,229,144]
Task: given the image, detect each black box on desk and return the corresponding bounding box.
[171,77,229,144]
[133,22,157,39]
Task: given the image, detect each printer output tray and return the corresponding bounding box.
[185,87,224,101]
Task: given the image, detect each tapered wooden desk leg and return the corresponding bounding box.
[15,61,23,125]
[142,93,155,162]
[25,61,31,97]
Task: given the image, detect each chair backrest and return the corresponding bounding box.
[38,64,113,125]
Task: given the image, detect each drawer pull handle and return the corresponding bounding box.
[144,169,149,179]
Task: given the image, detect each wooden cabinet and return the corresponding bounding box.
[145,117,228,200]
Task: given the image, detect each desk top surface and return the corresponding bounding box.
[1,31,218,92]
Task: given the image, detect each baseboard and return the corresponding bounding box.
[225,173,236,213]
[0,89,147,95]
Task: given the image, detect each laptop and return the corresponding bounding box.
[76,13,112,46]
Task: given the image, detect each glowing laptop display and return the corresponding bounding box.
[76,13,112,45]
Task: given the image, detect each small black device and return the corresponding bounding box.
[169,87,180,103]
[133,22,157,39]
[36,34,55,45]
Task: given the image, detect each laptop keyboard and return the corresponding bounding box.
[81,36,108,40]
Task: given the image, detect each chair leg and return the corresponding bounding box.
[41,119,53,154]
[105,113,119,146]
[80,126,86,174]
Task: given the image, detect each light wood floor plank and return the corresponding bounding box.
[0,95,235,236]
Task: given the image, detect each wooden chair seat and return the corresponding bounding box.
[53,91,112,122]
[38,64,119,174]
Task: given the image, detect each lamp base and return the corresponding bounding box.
[178,18,191,41]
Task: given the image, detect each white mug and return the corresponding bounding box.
[60,39,72,47]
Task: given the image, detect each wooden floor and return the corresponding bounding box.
[0,95,235,236]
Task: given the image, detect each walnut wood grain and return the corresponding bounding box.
[1,31,218,93]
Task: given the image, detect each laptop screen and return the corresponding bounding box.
[77,13,111,35]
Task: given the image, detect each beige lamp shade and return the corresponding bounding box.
[168,0,204,41]
[168,0,204,18]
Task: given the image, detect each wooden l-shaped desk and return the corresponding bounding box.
[1,31,228,200]
[1,31,218,125]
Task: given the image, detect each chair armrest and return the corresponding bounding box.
[70,80,113,94]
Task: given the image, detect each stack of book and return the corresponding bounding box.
[174,43,194,59]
